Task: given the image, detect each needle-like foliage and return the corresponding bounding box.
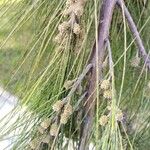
[0,0,149,150]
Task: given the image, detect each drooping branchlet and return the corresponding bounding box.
[54,0,86,55]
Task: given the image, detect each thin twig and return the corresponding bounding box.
[74,92,88,111]
[106,39,114,77]
[117,0,150,70]
[78,0,117,149]
[67,64,92,98]
[50,92,87,150]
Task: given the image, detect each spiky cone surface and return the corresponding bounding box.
[37,126,45,134]
[73,23,81,35]
[99,115,109,126]
[103,89,112,99]
[64,2,84,17]
[52,100,64,112]
[73,4,84,17]
[40,118,51,129]
[50,123,58,136]
[58,21,70,34]
[29,138,39,149]
[130,56,141,67]
[60,112,70,124]
[100,79,110,90]
[64,103,73,115]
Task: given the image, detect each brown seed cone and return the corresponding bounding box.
[52,100,64,112]
[40,118,51,129]
[99,115,108,126]
[64,104,73,115]
[58,21,70,33]
[103,90,112,99]
[74,4,84,17]
[60,112,70,124]
[73,23,81,35]
[50,123,58,136]
[100,80,110,90]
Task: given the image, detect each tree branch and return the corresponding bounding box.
[78,0,117,149]
[117,0,150,70]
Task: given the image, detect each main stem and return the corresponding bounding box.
[78,0,116,149]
